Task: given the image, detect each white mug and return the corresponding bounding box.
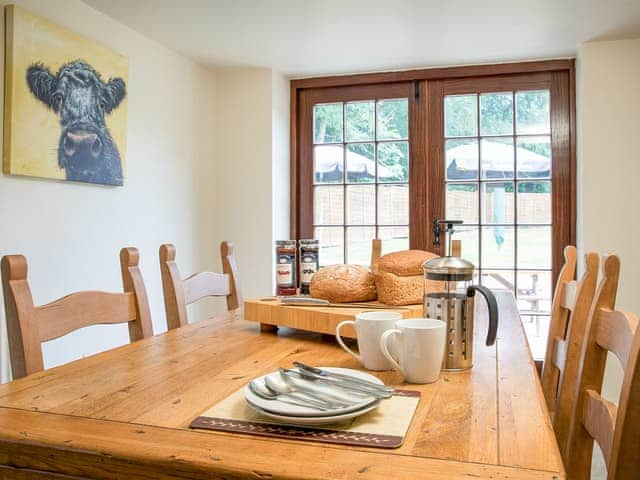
[335,311,403,371]
[380,318,446,384]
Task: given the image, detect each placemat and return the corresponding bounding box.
[190,388,420,449]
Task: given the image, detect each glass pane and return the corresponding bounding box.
[313,103,343,144]
[517,181,551,224]
[346,143,375,183]
[313,186,344,225]
[517,226,551,269]
[454,227,479,266]
[480,269,515,293]
[516,136,551,178]
[482,182,514,224]
[345,101,374,142]
[446,183,479,224]
[377,226,409,255]
[522,315,551,360]
[377,184,408,225]
[377,99,408,140]
[517,270,552,315]
[480,92,513,136]
[481,137,514,179]
[516,90,550,134]
[446,138,478,181]
[444,94,477,137]
[481,226,515,269]
[315,227,344,266]
[314,145,343,184]
[346,185,375,225]
[346,227,375,265]
[377,142,409,182]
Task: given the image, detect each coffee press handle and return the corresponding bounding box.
[468,285,499,346]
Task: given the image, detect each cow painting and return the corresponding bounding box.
[26,60,126,186]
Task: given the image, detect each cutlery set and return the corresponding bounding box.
[244,363,395,425]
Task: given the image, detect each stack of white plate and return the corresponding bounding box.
[244,367,384,426]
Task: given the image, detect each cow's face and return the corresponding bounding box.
[26,61,125,169]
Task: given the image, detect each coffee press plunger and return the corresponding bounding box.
[422,220,498,371]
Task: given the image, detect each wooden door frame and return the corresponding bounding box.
[290,59,576,275]
[427,71,574,281]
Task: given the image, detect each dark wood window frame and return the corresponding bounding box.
[290,59,576,282]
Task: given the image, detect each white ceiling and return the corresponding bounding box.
[82,0,640,77]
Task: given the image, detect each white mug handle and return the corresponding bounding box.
[335,320,361,363]
[380,329,403,375]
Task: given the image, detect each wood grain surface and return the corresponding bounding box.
[244,298,424,338]
[0,292,564,479]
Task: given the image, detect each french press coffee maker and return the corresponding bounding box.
[423,220,498,371]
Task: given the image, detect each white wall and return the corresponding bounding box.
[577,37,640,478]
[272,70,291,243]
[213,68,289,298]
[0,0,218,382]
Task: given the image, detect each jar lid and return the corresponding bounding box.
[299,239,319,245]
[423,256,475,275]
[275,240,296,246]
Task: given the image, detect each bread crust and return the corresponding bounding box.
[373,249,439,305]
[310,264,377,303]
[374,250,439,277]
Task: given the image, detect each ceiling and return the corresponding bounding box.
[82,0,640,77]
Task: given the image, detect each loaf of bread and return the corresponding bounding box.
[310,264,377,303]
[372,250,439,305]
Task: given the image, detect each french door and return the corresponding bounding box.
[293,65,574,358]
[297,83,420,265]
[427,72,574,356]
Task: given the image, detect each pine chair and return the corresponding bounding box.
[541,246,600,458]
[1,248,153,380]
[566,255,640,479]
[159,241,241,330]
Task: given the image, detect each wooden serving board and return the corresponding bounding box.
[244,298,424,338]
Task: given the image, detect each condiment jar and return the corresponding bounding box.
[275,240,297,296]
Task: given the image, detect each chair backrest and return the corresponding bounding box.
[541,246,600,457]
[371,239,382,266]
[1,248,153,379]
[369,239,458,266]
[566,255,640,479]
[159,241,241,330]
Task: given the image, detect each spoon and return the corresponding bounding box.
[248,381,329,411]
[284,368,392,399]
[294,362,395,394]
[264,374,346,408]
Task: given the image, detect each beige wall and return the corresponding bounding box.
[577,37,640,478]
[0,0,218,382]
[213,68,289,299]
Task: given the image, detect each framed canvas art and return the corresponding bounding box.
[3,5,129,186]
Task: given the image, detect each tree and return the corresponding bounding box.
[313,99,409,183]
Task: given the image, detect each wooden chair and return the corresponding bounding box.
[1,248,153,380]
[566,254,640,479]
[371,238,382,266]
[541,246,600,457]
[369,239,457,266]
[159,241,241,330]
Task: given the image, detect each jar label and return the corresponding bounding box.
[300,257,318,284]
[276,256,295,286]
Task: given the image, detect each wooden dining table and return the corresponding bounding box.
[0,291,564,479]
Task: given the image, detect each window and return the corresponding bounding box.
[292,61,575,359]
[312,99,410,265]
[443,90,553,357]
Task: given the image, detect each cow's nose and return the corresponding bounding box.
[64,132,101,158]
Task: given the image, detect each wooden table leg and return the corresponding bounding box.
[260,323,278,333]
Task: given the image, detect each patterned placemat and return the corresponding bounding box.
[190,388,420,449]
